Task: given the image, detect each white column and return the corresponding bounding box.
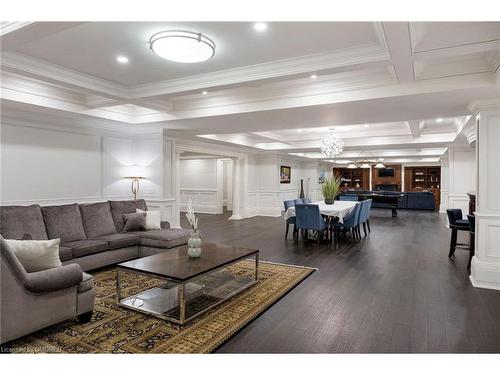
[447,145,476,217]
[470,108,500,290]
[229,157,243,220]
[439,156,449,213]
[151,131,181,228]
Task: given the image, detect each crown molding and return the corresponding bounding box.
[0,22,34,36]
[0,52,129,98]
[129,44,391,99]
[468,98,500,116]
[0,115,135,137]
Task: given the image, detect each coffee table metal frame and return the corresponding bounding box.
[116,251,259,325]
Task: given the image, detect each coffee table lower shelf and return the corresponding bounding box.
[116,254,258,325]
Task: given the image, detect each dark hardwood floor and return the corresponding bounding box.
[180,208,500,353]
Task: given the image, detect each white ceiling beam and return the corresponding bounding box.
[408,120,421,137]
[0,52,128,99]
[129,45,391,99]
[0,22,34,37]
[414,39,500,61]
[382,22,415,84]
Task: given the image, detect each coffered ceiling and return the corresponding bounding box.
[1,21,500,164]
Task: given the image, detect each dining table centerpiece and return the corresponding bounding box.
[321,175,341,205]
[185,199,202,258]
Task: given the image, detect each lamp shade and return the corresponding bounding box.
[346,163,358,169]
[374,162,386,169]
[124,165,146,179]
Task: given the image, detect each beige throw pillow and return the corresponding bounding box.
[136,209,161,230]
[6,238,62,272]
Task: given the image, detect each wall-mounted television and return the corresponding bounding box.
[378,168,395,177]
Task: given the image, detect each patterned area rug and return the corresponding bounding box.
[11,260,315,353]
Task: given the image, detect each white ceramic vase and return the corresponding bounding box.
[187,231,202,258]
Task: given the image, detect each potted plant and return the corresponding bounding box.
[321,175,341,205]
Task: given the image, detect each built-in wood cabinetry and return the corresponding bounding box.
[333,168,369,190]
[371,164,402,191]
[403,166,441,208]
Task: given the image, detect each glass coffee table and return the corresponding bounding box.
[116,243,259,325]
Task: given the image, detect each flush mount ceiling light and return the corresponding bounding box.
[149,30,216,63]
[320,133,344,159]
[116,55,129,64]
[436,118,444,122]
[253,22,267,31]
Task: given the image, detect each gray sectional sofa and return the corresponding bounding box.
[0,199,190,346]
[0,199,191,271]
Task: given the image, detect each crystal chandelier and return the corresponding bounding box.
[320,134,344,158]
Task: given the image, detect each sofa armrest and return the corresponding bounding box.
[160,221,170,229]
[24,264,83,293]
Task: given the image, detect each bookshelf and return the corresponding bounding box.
[404,166,441,208]
[332,168,369,190]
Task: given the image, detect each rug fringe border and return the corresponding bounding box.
[245,258,318,271]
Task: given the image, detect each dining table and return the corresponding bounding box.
[283,200,357,223]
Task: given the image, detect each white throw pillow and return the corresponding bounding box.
[136,209,161,230]
[6,238,62,273]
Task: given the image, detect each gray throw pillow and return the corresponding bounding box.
[122,212,147,232]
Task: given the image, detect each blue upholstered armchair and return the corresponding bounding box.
[339,195,358,201]
[294,198,304,205]
[295,204,327,243]
[303,197,312,203]
[283,200,297,239]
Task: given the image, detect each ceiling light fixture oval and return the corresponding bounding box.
[150,30,216,63]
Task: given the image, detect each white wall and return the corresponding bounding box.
[1,122,162,206]
[179,158,221,214]
[446,146,476,218]
[1,124,104,204]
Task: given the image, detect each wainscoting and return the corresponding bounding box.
[179,189,222,214]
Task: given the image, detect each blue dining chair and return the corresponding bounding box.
[303,197,312,204]
[363,199,373,235]
[332,202,362,242]
[339,195,358,201]
[295,204,327,244]
[294,198,304,205]
[283,200,297,239]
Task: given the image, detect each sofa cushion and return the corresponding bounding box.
[94,233,141,249]
[62,239,109,258]
[136,228,191,249]
[123,212,147,232]
[42,204,87,243]
[109,200,147,232]
[79,202,117,238]
[59,246,73,261]
[0,205,48,240]
[78,272,94,293]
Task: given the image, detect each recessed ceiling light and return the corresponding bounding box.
[436,118,443,122]
[116,56,129,64]
[253,22,267,31]
[364,124,370,128]
[310,74,317,79]
[297,129,303,132]
[150,30,216,63]
[202,91,208,95]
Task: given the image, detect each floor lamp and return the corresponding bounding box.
[124,167,145,200]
